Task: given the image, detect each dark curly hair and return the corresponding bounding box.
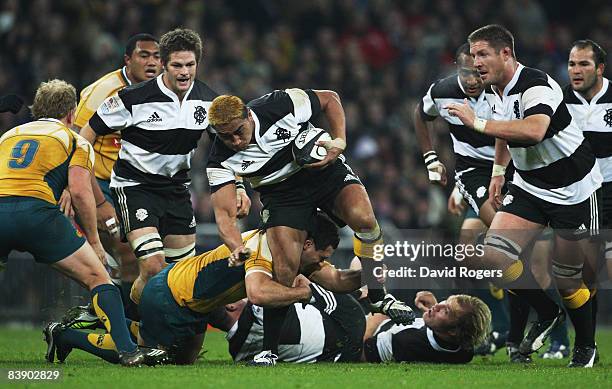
[159,28,202,65]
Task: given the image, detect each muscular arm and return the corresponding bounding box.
[245,271,311,307]
[314,90,346,143]
[307,265,361,293]
[68,166,100,244]
[414,105,436,154]
[211,183,243,252]
[482,114,550,144]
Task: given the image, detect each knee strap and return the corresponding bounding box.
[130,233,164,261]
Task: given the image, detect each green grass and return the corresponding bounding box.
[1,327,611,388]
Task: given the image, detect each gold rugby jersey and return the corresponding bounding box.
[0,118,95,204]
[74,67,130,180]
[167,230,273,314]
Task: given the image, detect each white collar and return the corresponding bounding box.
[426,327,461,353]
[121,66,132,86]
[572,77,609,105]
[38,118,64,125]
[493,62,524,98]
[157,73,195,103]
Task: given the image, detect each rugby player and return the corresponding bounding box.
[0,79,166,366]
[45,212,362,365]
[447,25,602,367]
[206,88,414,364]
[74,33,162,316]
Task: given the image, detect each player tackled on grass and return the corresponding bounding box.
[206,88,414,365]
[48,212,363,365]
[0,80,166,366]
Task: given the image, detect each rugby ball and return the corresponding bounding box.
[292,127,332,166]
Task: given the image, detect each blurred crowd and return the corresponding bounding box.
[1,0,611,230]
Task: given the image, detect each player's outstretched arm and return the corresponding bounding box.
[245,272,312,307]
[307,264,361,293]
[212,183,242,245]
[69,166,104,263]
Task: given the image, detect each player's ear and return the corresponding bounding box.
[597,63,605,77]
[303,239,314,251]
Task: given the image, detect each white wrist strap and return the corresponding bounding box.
[326,137,346,151]
[491,164,506,177]
[474,117,488,133]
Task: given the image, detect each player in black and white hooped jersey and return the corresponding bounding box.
[85,28,250,305]
[447,25,602,367]
[416,43,500,226]
[206,88,414,365]
[218,289,366,364]
[565,39,612,356]
[363,291,491,364]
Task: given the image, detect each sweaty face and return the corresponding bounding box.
[568,47,600,94]
[215,113,254,151]
[126,40,161,83]
[457,54,484,97]
[163,51,197,98]
[422,296,462,332]
[470,40,505,87]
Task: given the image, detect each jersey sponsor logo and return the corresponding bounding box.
[476,186,487,198]
[513,100,521,119]
[135,208,149,221]
[101,96,122,114]
[274,127,291,142]
[241,160,254,171]
[344,173,358,182]
[573,223,588,235]
[146,112,162,123]
[604,108,612,127]
[194,106,207,125]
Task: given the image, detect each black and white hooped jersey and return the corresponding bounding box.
[206,88,321,191]
[421,74,495,170]
[89,74,217,188]
[485,63,602,204]
[226,303,326,363]
[364,318,473,364]
[564,78,612,183]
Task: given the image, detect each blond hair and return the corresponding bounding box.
[31,79,76,120]
[208,95,247,128]
[451,294,492,349]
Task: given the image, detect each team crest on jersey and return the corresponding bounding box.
[101,96,121,114]
[135,208,148,221]
[513,100,521,119]
[194,106,207,125]
[604,108,612,127]
[476,186,487,198]
[274,127,291,142]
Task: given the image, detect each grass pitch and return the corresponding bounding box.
[0,327,611,388]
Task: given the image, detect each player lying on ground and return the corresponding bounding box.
[362,291,491,363]
[0,80,166,366]
[46,212,367,364]
[209,288,490,364]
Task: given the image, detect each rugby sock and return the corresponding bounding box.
[126,319,139,340]
[91,284,137,353]
[562,286,594,347]
[508,268,559,321]
[263,306,289,355]
[591,290,598,339]
[354,224,385,303]
[57,328,119,364]
[121,281,140,321]
[507,291,530,344]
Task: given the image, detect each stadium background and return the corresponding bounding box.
[0,0,611,324]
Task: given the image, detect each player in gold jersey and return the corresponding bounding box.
[47,212,362,365]
[73,33,162,313]
[0,79,166,366]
